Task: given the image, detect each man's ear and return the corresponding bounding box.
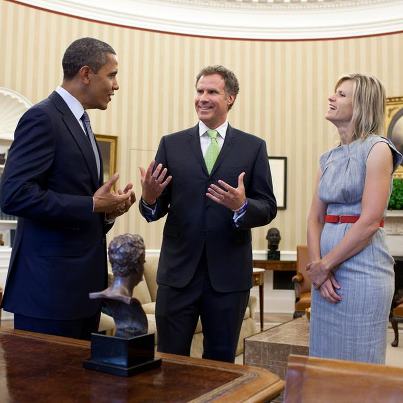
[78,65,91,84]
[227,94,235,108]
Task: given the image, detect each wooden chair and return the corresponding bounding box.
[390,297,403,347]
[390,257,403,347]
[292,245,311,318]
[0,286,2,324]
[284,354,403,403]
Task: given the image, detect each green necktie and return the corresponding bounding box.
[204,129,220,174]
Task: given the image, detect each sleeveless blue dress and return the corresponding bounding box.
[309,135,402,363]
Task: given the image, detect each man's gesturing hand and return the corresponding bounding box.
[106,182,137,220]
[139,160,172,205]
[93,173,133,214]
[206,172,246,211]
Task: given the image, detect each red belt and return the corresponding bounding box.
[325,215,384,227]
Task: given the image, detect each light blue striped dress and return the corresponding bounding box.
[309,135,402,364]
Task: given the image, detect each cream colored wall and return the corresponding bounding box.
[1,1,403,252]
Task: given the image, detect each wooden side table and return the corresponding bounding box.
[253,259,296,272]
[252,268,265,331]
[245,317,309,382]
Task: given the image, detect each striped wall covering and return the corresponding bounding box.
[1,0,402,251]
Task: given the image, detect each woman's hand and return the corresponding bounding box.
[306,259,331,289]
[319,274,342,304]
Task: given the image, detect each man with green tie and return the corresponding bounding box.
[139,65,277,363]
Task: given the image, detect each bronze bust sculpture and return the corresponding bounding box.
[266,227,281,260]
[90,233,148,338]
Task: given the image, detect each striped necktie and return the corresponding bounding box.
[81,111,101,179]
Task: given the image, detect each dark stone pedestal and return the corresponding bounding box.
[83,332,161,376]
[267,250,280,260]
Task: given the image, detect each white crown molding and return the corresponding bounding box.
[13,0,403,39]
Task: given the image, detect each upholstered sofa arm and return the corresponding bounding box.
[248,294,257,320]
[107,272,113,287]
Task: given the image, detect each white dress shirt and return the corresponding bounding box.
[198,120,228,156]
[55,86,87,135]
[55,87,107,216]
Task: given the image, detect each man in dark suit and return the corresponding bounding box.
[0,37,135,339]
[139,65,276,362]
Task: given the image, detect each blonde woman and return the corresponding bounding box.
[307,74,402,363]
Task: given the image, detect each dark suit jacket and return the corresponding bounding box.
[140,124,276,292]
[0,91,109,320]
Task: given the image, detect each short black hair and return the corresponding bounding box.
[62,37,116,80]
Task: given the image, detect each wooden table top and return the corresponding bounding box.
[0,329,284,402]
[253,259,296,271]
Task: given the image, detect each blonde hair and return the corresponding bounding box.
[335,73,385,140]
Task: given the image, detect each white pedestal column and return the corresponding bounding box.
[384,210,403,257]
[251,250,296,314]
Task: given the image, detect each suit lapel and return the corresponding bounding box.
[210,124,235,176]
[49,92,100,189]
[97,141,104,184]
[188,125,209,176]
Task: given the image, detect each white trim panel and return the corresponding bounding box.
[14,0,403,40]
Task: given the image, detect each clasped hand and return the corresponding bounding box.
[93,173,136,219]
[318,275,342,304]
[306,259,341,303]
[306,259,330,289]
[206,172,246,211]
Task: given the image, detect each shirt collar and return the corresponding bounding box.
[198,121,228,139]
[55,86,85,121]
